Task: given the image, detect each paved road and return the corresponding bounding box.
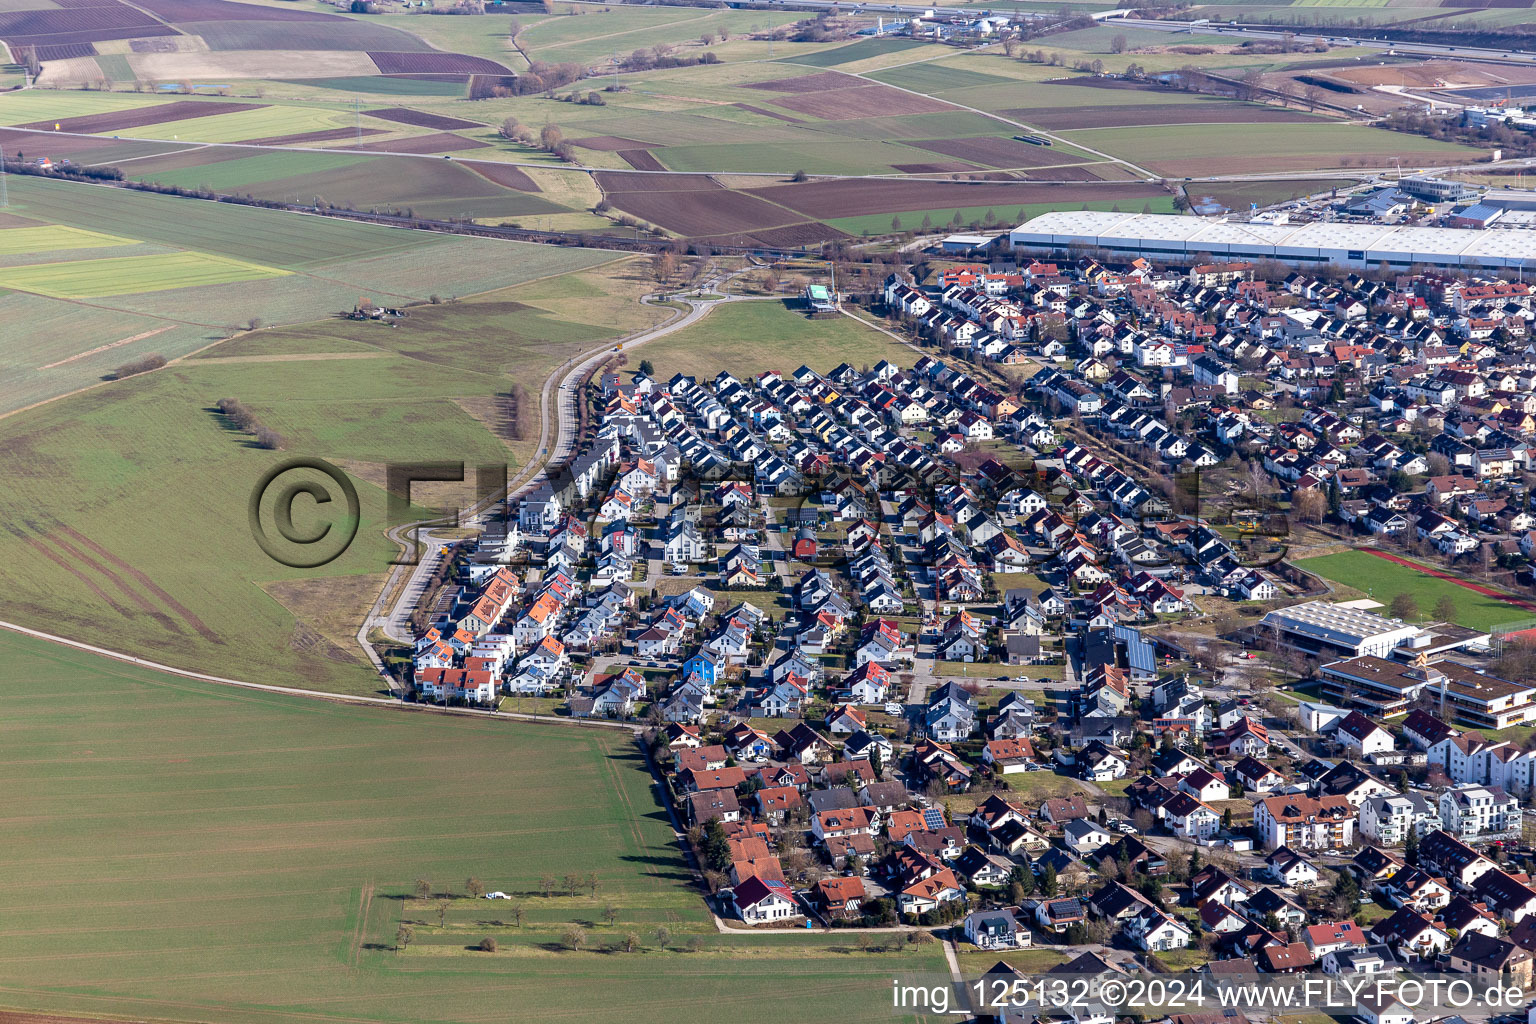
[359,270,755,672]
[0,616,638,733]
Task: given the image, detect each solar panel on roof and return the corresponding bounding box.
[923,807,946,831]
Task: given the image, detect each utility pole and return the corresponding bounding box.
[0,145,8,209]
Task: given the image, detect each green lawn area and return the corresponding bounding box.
[1295,550,1532,633]
[994,771,1096,803]
[955,946,1070,974]
[1096,777,1134,797]
[1153,947,1215,972]
[0,631,942,1024]
[639,299,914,381]
[1485,723,1536,746]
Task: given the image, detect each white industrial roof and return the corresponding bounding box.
[1261,600,1419,647]
[1010,211,1536,266]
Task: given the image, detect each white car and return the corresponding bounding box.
[884,703,903,715]
[484,891,509,899]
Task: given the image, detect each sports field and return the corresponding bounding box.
[1296,549,1531,633]
[0,632,940,1024]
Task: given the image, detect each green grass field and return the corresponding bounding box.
[781,35,930,68]
[0,176,613,413]
[1295,550,1532,633]
[826,194,1177,235]
[0,250,288,298]
[0,89,166,124]
[0,224,136,255]
[1064,121,1482,174]
[0,631,941,1024]
[129,103,356,144]
[0,247,660,694]
[127,149,379,192]
[639,299,913,381]
[516,7,800,66]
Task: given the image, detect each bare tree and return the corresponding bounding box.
[1293,488,1326,524]
[1433,595,1458,622]
[414,878,432,899]
[466,877,485,899]
[651,251,677,285]
[437,901,450,928]
[563,924,587,951]
[395,924,414,950]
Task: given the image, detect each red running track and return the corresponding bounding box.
[1363,548,1536,615]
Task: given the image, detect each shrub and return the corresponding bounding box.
[112,354,167,379]
[479,937,497,952]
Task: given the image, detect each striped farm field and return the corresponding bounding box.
[0,88,164,124]
[0,249,287,297]
[0,224,135,254]
[118,102,353,143]
[0,631,942,1024]
[0,175,620,415]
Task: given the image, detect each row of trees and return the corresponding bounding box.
[113,354,166,380]
[500,384,532,442]
[215,397,284,450]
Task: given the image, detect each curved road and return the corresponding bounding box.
[357,269,754,679]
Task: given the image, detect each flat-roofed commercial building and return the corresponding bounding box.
[1319,656,1536,730]
[1009,211,1536,271]
[1259,600,1421,661]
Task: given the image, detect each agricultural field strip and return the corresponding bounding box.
[0,224,136,254]
[772,47,1156,177]
[0,250,289,299]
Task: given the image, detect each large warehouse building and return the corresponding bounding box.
[1009,210,1536,271]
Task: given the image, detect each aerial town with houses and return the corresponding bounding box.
[396,221,1536,1013]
